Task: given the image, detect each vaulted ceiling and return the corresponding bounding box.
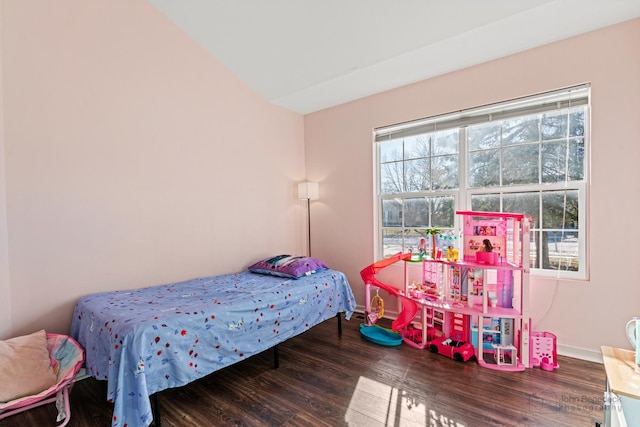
[148,0,640,114]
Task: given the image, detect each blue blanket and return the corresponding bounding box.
[70,269,356,427]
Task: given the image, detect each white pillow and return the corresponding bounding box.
[0,329,58,403]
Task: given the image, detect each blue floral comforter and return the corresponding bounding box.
[70,269,356,427]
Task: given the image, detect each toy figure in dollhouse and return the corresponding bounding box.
[478,239,493,252]
[449,268,462,303]
[446,245,458,261]
[417,238,427,257]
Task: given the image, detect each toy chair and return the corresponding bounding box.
[0,333,85,427]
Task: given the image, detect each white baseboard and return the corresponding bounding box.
[557,344,603,364]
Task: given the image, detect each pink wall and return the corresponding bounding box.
[0,5,11,336]
[305,18,640,359]
[0,1,306,338]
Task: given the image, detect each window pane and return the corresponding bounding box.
[541,141,567,183]
[404,198,429,228]
[404,135,430,160]
[503,192,540,226]
[568,139,585,181]
[380,138,403,162]
[471,194,500,212]
[502,116,540,146]
[405,158,430,192]
[468,149,500,187]
[431,196,455,228]
[569,109,585,137]
[433,130,458,155]
[544,230,579,271]
[432,155,458,189]
[502,144,539,185]
[542,190,579,229]
[380,161,404,194]
[541,111,568,141]
[382,229,403,258]
[468,123,500,151]
[529,230,538,269]
[382,199,402,227]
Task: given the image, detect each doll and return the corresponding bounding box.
[479,239,493,252]
[417,238,427,256]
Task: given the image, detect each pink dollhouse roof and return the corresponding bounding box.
[456,211,525,220]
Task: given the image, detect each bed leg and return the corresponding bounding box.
[273,345,279,369]
[336,312,342,335]
[152,392,162,427]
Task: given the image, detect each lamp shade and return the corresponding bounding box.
[298,182,319,200]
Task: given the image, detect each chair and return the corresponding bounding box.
[0,333,85,427]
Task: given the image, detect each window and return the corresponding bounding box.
[375,85,589,279]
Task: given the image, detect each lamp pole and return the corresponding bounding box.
[298,181,319,257]
[306,197,312,257]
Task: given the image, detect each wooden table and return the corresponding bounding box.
[602,346,640,399]
[601,346,640,426]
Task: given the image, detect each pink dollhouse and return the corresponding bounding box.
[362,210,558,372]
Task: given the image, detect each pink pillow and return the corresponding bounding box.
[0,329,58,403]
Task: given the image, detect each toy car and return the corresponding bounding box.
[428,336,475,362]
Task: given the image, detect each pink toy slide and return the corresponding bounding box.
[360,252,418,332]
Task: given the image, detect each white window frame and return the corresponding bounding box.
[374,85,590,280]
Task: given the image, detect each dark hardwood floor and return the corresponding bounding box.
[1,314,607,426]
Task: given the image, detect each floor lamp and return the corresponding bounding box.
[298,182,319,257]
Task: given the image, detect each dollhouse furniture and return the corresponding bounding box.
[397,210,532,370]
[71,258,356,427]
[531,330,559,370]
[493,343,517,367]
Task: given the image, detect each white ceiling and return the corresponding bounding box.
[148,0,640,114]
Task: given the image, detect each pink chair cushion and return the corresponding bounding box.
[0,330,58,403]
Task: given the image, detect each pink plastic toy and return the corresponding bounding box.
[530,331,560,371]
[360,251,417,332]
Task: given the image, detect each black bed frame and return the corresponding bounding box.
[151,312,343,427]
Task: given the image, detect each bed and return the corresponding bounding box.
[70,258,356,427]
